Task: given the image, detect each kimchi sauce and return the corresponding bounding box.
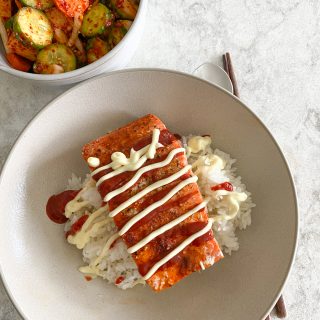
[46,190,80,224]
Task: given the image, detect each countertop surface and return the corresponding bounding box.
[0,0,319,319]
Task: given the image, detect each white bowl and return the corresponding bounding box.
[0,1,147,86]
[0,69,298,320]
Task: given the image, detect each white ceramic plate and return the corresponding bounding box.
[0,70,298,320]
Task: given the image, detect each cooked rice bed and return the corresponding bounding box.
[65,131,255,290]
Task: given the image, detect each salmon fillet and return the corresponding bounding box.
[82,114,223,291]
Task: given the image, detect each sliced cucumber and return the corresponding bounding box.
[20,0,54,10]
[7,33,38,61]
[108,19,131,48]
[13,7,53,49]
[86,37,109,64]
[45,7,73,33]
[33,43,76,73]
[109,0,137,20]
[4,17,13,30]
[80,3,113,37]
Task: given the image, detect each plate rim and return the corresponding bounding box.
[0,68,299,320]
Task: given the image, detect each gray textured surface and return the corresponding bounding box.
[0,0,319,319]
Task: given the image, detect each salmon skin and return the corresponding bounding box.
[83,114,223,291]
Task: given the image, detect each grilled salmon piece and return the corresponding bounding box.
[83,114,223,291]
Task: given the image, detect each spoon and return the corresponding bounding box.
[193,62,233,94]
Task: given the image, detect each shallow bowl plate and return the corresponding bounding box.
[0,70,298,320]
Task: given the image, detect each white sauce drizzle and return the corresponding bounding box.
[67,130,246,281]
[119,176,198,236]
[87,157,100,168]
[67,207,110,249]
[187,136,212,154]
[108,164,192,218]
[145,127,160,159]
[80,130,215,280]
[92,144,155,175]
[78,266,102,278]
[91,129,163,187]
[142,218,214,280]
[191,154,225,172]
[211,190,247,222]
[104,148,186,202]
[65,201,88,220]
[127,200,208,253]
[64,179,98,218]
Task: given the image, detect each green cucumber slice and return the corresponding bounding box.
[108,19,131,48]
[20,0,54,10]
[33,43,76,73]
[86,37,109,63]
[109,0,137,20]
[80,3,113,37]
[4,17,13,30]
[13,7,53,49]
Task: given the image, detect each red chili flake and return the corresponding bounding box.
[85,276,92,281]
[115,276,125,285]
[65,214,89,238]
[211,182,233,192]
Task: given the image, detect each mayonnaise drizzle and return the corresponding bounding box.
[191,154,225,172]
[64,180,98,218]
[104,148,186,202]
[65,197,90,219]
[83,130,213,280]
[91,129,163,187]
[67,207,110,249]
[108,164,193,218]
[119,176,198,236]
[74,129,243,281]
[127,200,208,253]
[145,127,160,159]
[87,157,100,168]
[187,136,212,154]
[143,218,214,280]
[211,190,247,222]
[79,265,103,278]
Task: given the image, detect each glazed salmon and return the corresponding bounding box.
[82,114,223,291]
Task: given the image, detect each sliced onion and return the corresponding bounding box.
[54,28,68,44]
[67,12,83,47]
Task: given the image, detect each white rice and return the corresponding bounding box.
[64,136,255,289]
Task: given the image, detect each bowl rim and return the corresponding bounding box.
[0,68,299,320]
[0,0,147,81]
